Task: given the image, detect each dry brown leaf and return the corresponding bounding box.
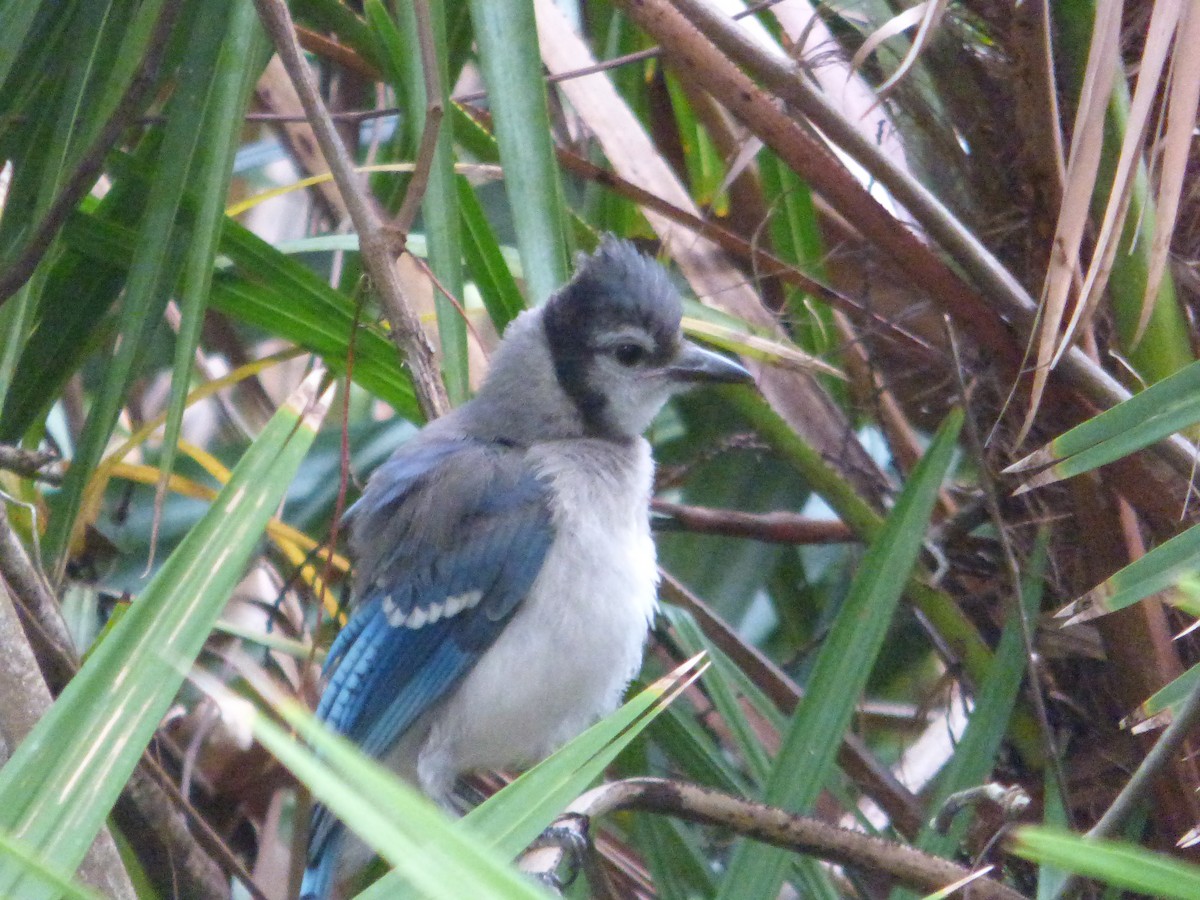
[848,5,924,81]
[848,0,951,99]
[771,0,913,215]
[1138,4,1200,344]
[1064,0,1188,357]
[1020,0,1122,444]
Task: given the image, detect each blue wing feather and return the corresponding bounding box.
[303,434,554,899]
[358,630,475,757]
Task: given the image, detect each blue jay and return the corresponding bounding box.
[302,238,752,898]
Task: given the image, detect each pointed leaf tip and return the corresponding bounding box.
[1177,827,1200,849]
[1053,599,1078,620]
[1056,596,1109,627]
[1011,465,1067,497]
[1003,443,1058,475]
[286,367,334,430]
[1126,708,1173,735]
[648,651,709,695]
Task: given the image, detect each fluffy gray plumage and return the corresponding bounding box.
[302,238,750,899]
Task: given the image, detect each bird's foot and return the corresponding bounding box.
[528,813,590,890]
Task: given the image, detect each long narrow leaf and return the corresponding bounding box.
[1056,522,1200,625]
[915,531,1048,865]
[237,692,546,900]
[0,373,330,897]
[716,409,963,900]
[240,657,702,899]
[664,605,772,783]
[50,211,420,419]
[156,0,264,530]
[1010,827,1200,900]
[458,175,526,331]
[0,831,104,900]
[1122,664,1200,733]
[368,0,468,404]
[42,0,230,571]
[0,1,43,92]
[465,0,567,304]
[1006,358,1200,490]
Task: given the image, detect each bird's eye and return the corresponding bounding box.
[613,343,647,367]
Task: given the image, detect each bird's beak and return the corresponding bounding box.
[667,341,754,384]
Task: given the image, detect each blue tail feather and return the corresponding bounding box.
[300,824,344,900]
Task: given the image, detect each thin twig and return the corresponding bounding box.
[620,0,1016,347]
[392,0,444,236]
[1091,683,1200,839]
[520,778,1028,900]
[0,506,74,659]
[296,26,380,79]
[651,499,855,544]
[252,0,448,421]
[413,255,487,351]
[945,318,1072,823]
[458,104,936,358]
[133,741,270,900]
[0,446,61,483]
[152,46,665,126]
[0,2,182,305]
[286,0,787,107]
[110,758,237,900]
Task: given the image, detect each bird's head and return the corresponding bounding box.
[540,238,752,440]
[468,238,752,443]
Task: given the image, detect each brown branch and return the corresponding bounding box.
[0,2,181,305]
[296,27,380,80]
[652,499,855,544]
[543,138,937,357]
[615,0,1014,354]
[0,506,74,659]
[0,446,61,483]
[267,0,1196,499]
[391,0,445,237]
[252,0,449,421]
[286,0,787,103]
[522,777,1028,900]
[611,0,1200,542]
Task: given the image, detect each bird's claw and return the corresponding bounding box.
[529,814,590,889]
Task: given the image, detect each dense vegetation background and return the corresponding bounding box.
[1,0,1199,897]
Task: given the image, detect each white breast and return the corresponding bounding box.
[414,437,658,798]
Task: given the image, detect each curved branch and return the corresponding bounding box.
[522,777,1027,900]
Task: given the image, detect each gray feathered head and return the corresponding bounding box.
[469,237,751,443]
